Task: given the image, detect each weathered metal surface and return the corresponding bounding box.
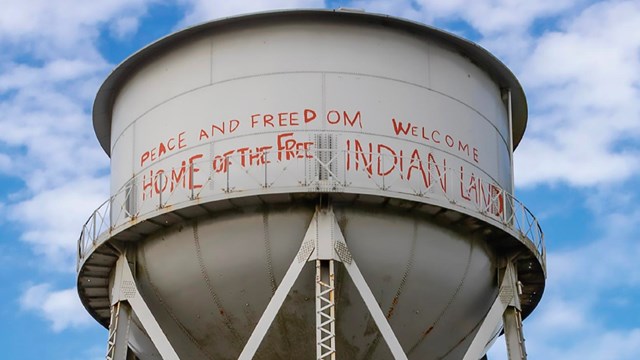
[129,205,496,359]
[76,9,546,360]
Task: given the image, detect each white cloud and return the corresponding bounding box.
[0,0,156,58]
[0,55,110,273]
[489,328,640,360]
[548,192,640,289]
[513,0,640,187]
[177,0,326,26]
[0,0,157,274]
[0,4,165,342]
[0,153,11,173]
[345,0,421,20]
[420,0,580,34]
[0,59,105,91]
[0,1,162,339]
[348,0,582,34]
[488,183,640,359]
[20,283,93,332]
[9,178,109,270]
[110,17,141,39]
[348,0,640,188]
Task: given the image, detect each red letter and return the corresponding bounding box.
[445,135,455,148]
[289,112,299,126]
[391,118,411,136]
[251,114,260,128]
[199,129,209,141]
[170,161,186,191]
[278,112,288,127]
[157,142,167,158]
[142,170,154,200]
[263,114,274,127]
[326,110,340,124]
[304,109,316,123]
[229,119,240,133]
[188,154,204,189]
[178,131,186,148]
[431,130,441,144]
[377,144,397,176]
[344,111,362,128]
[140,151,150,167]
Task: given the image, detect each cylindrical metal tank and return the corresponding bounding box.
[78,9,545,360]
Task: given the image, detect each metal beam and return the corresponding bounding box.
[106,301,131,360]
[316,259,337,359]
[503,306,527,359]
[341,251,408,359]
[463,261,524,360]
[239,207,409,360]
[111,255,180,360]
[327,210,408,360]
[238,211,318,360]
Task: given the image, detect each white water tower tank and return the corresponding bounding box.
[77,9,545,360]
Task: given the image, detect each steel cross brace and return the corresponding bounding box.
[462,261,527,360]
[239,207,408,360]
[316,259,336,359]
[108,254,180,360]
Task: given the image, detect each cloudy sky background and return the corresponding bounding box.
[0,0,639,359]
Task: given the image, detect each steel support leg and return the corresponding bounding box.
[341,251,408,359]
[316,260,336,359]
[503,306,527,359]
[238,210,319,360]
[106,301,132,360]
[110,255,180,360]
[239,206,409,360]
[463,261,526,360]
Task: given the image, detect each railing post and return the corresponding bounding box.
[264,151,268,188]
[190,163,195,200]
[77,151,545,287]
[109,196,114,232]
[225,156,230,193]
[304,150,308,187]
[343,150,347,187]
[158,173,163,209]
[521,202,526,237]
[92,211,97,245]
[381,154,385,190]
[502,192,507,224]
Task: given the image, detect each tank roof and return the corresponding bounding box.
[93,9,528,155]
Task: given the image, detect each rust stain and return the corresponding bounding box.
[422,326,434,337]
[386,296,399,319]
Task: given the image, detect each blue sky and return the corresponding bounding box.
[1,0,639,359]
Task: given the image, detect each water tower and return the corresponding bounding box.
[77,9,545,360]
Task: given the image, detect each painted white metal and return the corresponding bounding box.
[316,260,336,360]
[78,153,545,267]
[106,301,131,360]
[315,207,408,359]
[77,10,546,360]
[504,306,527,359]
[340,246,409,360]
[103,15,515,224]
[237,220,316,360]
[502,258,527,360]
[111,255,180,360]
[239,207,409,360]
[462,261,524,360]
[507,89,515,198]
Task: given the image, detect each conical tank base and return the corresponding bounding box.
[124,203,497,359]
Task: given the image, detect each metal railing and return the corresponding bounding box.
[78,149,544,269]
